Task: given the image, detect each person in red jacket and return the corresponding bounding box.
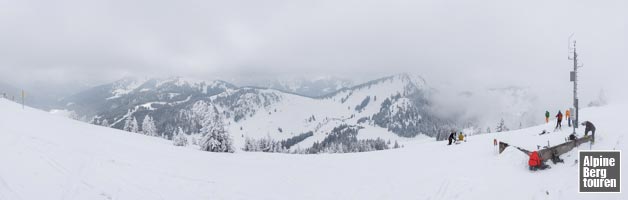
[528,151,548,171]
[555,111,563,131]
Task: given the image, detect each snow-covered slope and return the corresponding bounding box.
[191,73,450,152]
[1,98,626,199]
[57,74,453,152]
[59,77,236,120]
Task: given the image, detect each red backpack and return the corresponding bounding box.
[528,151,540,167]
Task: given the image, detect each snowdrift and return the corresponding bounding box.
[0,99,625,200]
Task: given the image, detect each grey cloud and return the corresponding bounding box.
[0,0,626,104]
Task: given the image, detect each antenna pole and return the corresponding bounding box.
[569,40,579,134]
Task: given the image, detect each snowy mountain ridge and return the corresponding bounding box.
[58,73,455,153]
[244,75,355,98]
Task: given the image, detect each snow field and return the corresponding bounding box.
[0,99,626,199]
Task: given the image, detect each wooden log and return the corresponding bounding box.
[538,136,592,161]
[498,136,593,161]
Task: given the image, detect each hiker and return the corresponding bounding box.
[581,121,596,139]
[545,111,550,124]
[528,151,549,171]
[565,109,572,127]
[448,132,456,145]
[458,132,464,142]
[555,111,563,130]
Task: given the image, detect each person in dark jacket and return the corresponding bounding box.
[566,109,572,127]
[555,111,563,130]
[581,121,596,142]
[448,132,456,145]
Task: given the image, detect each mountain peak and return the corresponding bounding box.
[154,77,234,89]
[393,73,428,90]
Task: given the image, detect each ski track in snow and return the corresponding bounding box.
[0,176,22,200]
[0,99,627,200]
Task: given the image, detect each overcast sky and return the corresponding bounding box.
[1,0,626,103]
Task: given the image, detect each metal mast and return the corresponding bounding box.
[568,36,581,134]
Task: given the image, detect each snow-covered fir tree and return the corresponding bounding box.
[243,137,287,153]
[172,127,188,146]
[199,106,234,153]
[141,115,158,136]
[588,89,608,107]
[100,119,109,127]
[519,122,522,129]
[123,116,139,133]
[496,118,509,132]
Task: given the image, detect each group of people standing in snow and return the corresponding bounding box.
[447,131,465,145]
[544,109,595,137]
[545,109,572,131]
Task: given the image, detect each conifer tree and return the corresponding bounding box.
[141,115,158,136]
